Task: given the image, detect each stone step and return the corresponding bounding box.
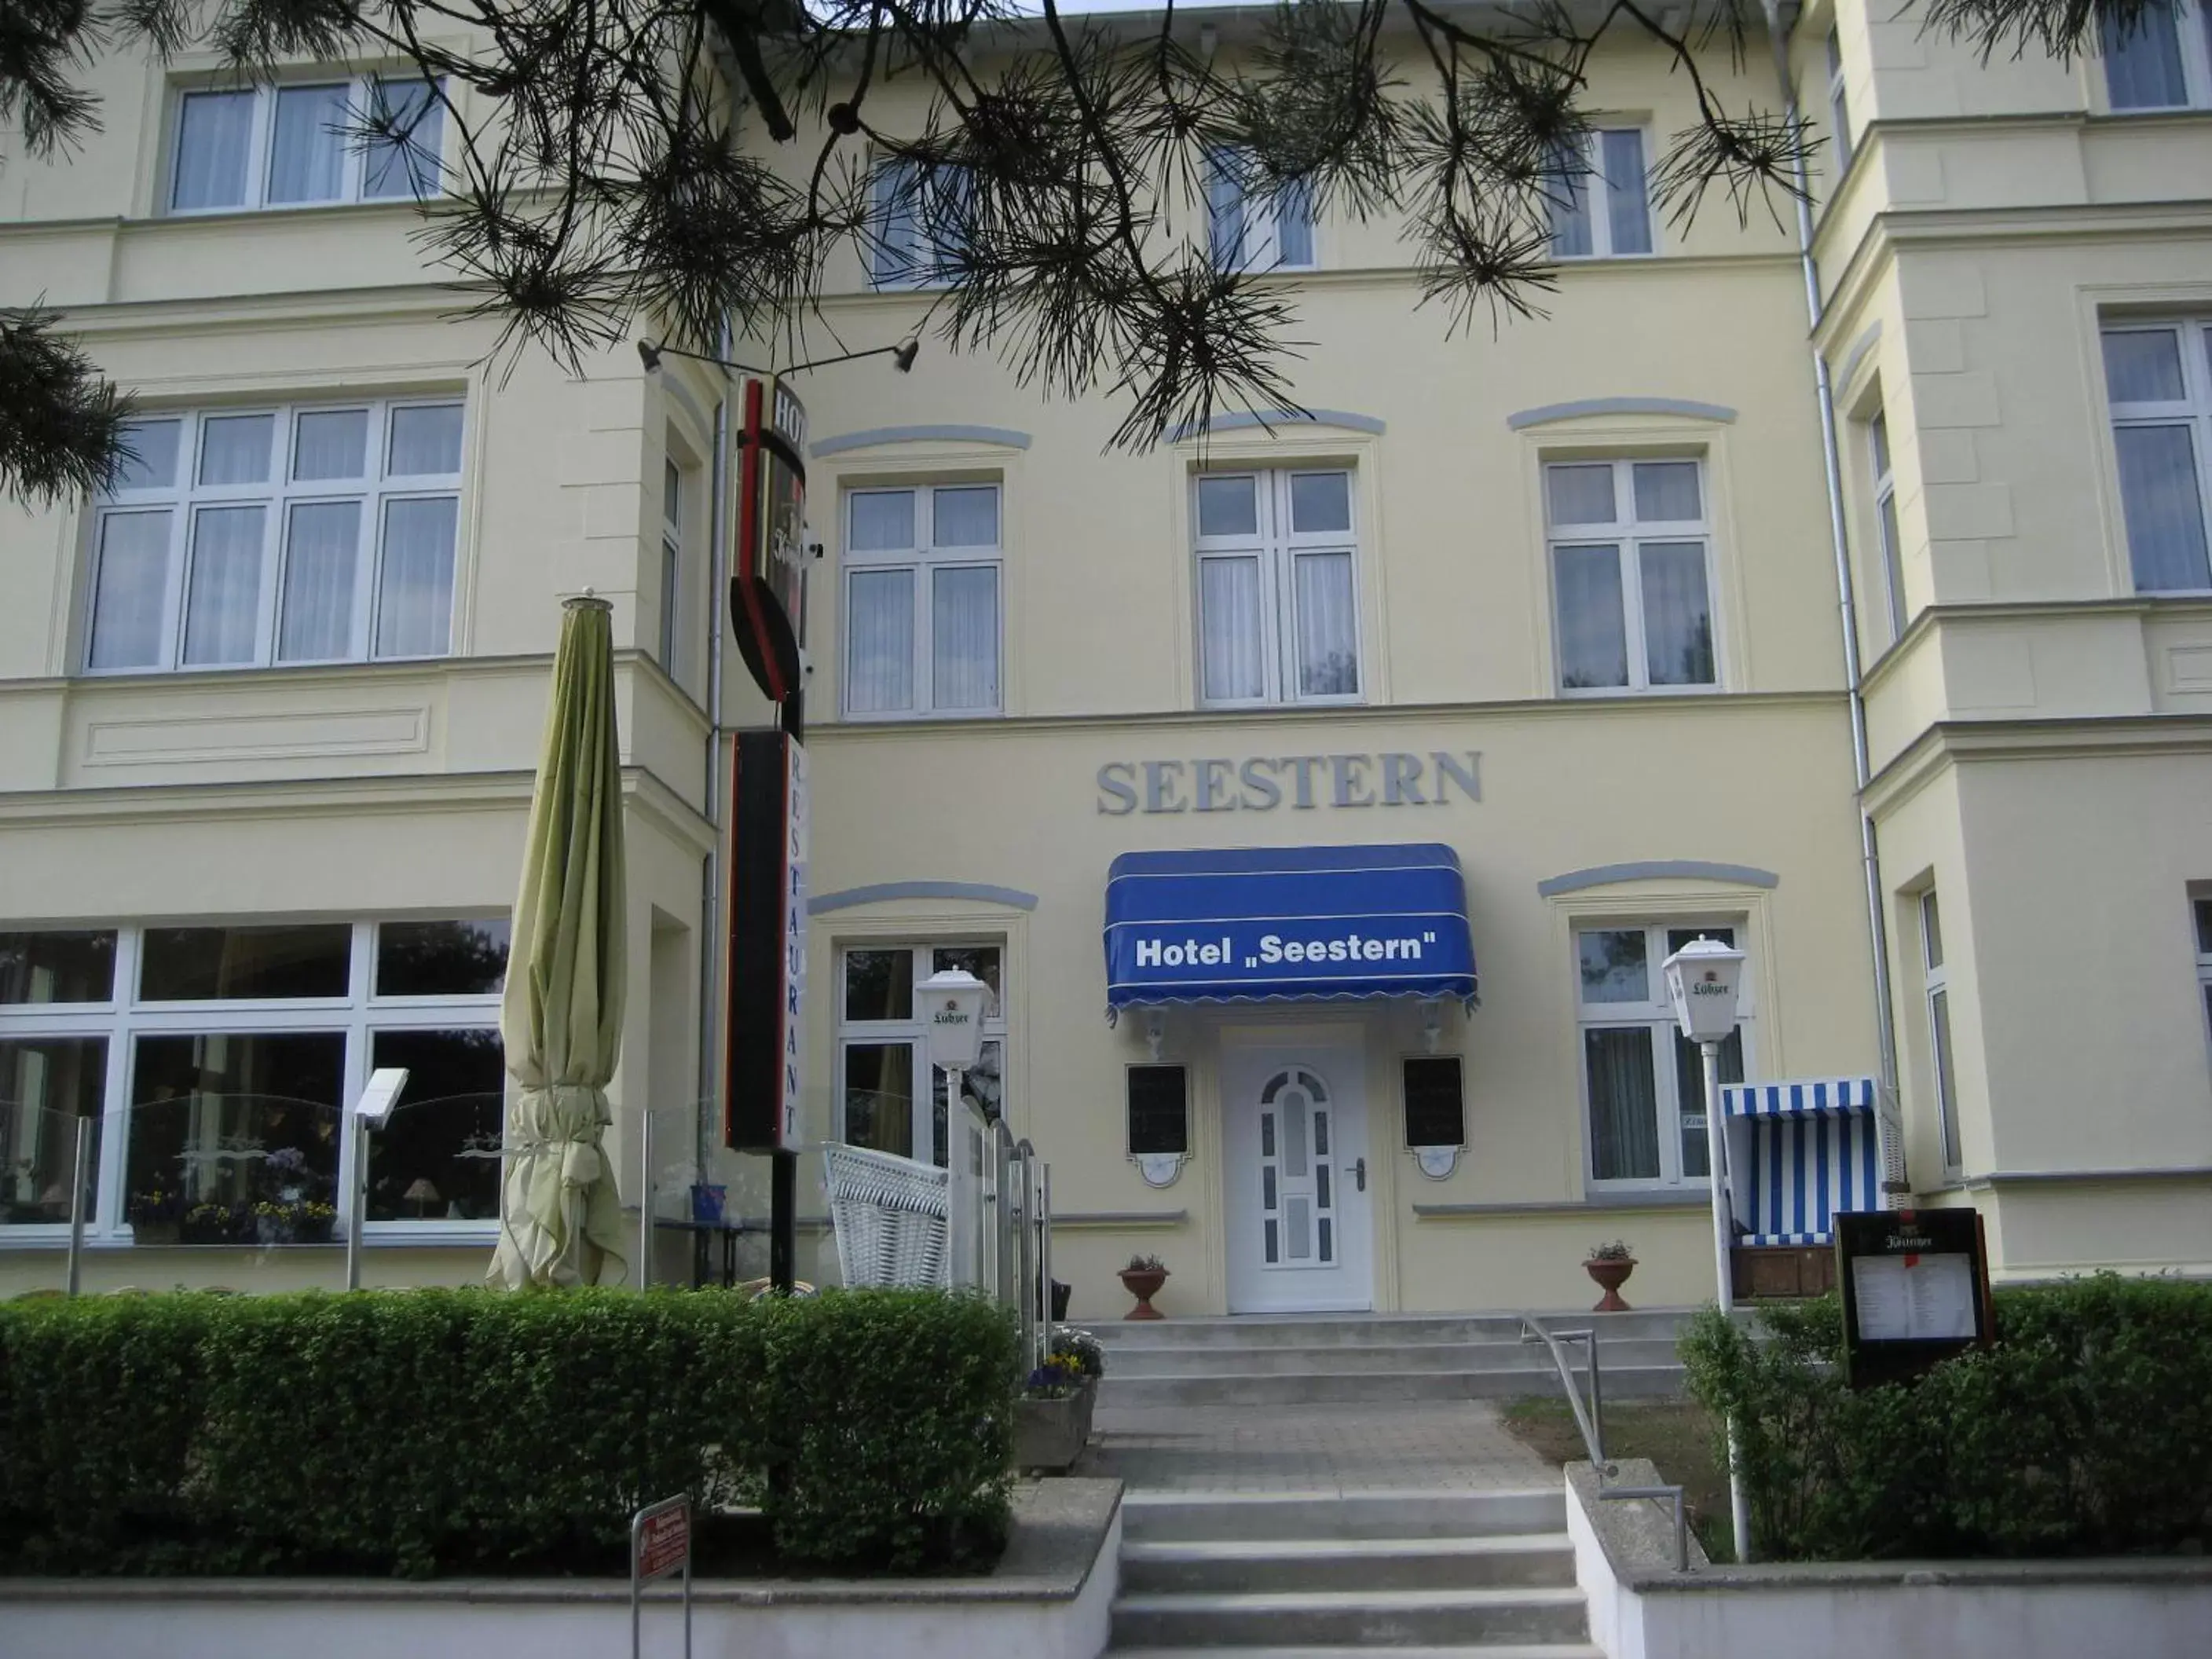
[1122,1489,1566,1544]
[1109,1584,1590,1649]
[1090,1310,1700,1349]
[1111,1646,1602,1658]
[1119,1532,1575,1595]
[1102,1336,1686,1377]
[1111,1647,1603,1659]
[1098,1362,1684,1408]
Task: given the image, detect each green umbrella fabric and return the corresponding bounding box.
[489,595,630,1289]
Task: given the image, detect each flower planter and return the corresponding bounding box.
[130,1220,181,1247]
[1584,1257,1637,1313]
[1013,1378,1097,1473]
[1119,1267,1168,1320]
[181,1209,248,1246]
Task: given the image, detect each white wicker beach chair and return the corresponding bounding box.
[822,1141,952,1289]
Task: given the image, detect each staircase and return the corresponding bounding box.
[1093,1309,1696,1409]
[1108,1489,1599,1657]
[1087,1310,1685,1655]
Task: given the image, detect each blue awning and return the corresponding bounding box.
[1104,844,1477,1009]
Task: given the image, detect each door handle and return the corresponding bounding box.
[1353,1157,1367,1193]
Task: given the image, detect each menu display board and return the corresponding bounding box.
[1835,1207,1993,1389]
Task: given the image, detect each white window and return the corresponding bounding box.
[2196,895,2212,1062]
[1548,128,1654,259]
[2101,324,2212,593]
[170,75,442,213]
[0,921,507,1243]
[1921,890,1961,1174]
[842,482,1002,717]
[1826,29,1855,173]
[1547,457,1717,693]
[2102,0,2212,110]
[1207,150,1316,273]
[1870,408,1907,639]
[868,159,969,289]
[837,943,1005,1168]
[1193,469,1361,706]
[659,455,684,674]
[1576,924,1749,1191]
[87,400,463,674]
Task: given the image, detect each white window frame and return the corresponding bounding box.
[1574,921,1752,1194]
[1921,890,1962,1175]
[1826,29,1855,173]
[0,921,504,1247]
[2195,895,2212,1067]
[1547,126,1655,260]
[2100,0,2212,111]
[167,73,444,214]
[1545,456,1721,695]
[2102,320,2212,595]
[659,454,684,675]
[840,482,1004,719]
[1207,148,1317,273]
[1192,467,1364,709]
[834,941,1008,1169]
[86,398,465,675]
[867,159,969,290]
[1870,409,1908,640]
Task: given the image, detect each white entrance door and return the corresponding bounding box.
[1223,1035,1373,1313]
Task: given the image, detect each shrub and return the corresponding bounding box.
[0,1286,1016,1577]
[1679,1275,2212,1561]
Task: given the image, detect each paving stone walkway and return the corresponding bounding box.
[1081,1400,1556,1493]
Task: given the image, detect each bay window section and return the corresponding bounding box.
[1577,924,1749,1191]
[838,942,1005,1168]
[87,399,465,674]
[0,921,504,1244]
[1194,468,1361,707]
[842,483,1002,718]
[169,75,444,213]
[2101,324,2212,593]
[1547,458,1718,694]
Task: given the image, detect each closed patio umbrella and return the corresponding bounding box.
[489,594,630,1289]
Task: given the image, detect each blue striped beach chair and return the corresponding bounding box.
[1719,1076,1885,1247]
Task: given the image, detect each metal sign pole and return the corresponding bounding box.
[638,1109,654,1291]
[65,1115,93,1298]
[1703,1040,1753,1563]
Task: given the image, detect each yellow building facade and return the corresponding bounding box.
[2,3,2208,1315]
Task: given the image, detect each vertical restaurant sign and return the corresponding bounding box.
[731,375,808,703]
[725,730,807,1151]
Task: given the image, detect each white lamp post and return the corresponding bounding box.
[1660,934,1752,1563]
[918,967,991,1294]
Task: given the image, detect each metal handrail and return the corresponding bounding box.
[1518,1314,1692,1573]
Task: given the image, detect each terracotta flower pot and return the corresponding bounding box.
[1119,1267,1168,1320]
[1584,1257,1636,1313]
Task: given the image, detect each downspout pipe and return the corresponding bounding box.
[1761,0,1908,1188]
[697,339,733,1181]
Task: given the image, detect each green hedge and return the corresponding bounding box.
[0,1287,1016,1577]
[1679,1275,2212,1561]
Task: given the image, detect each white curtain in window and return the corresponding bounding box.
[1585,1027,1661,1181]
[1632,460,1701,522]
[280,501,360,661]
[1207,151,1246,268]
[1199,555,1265,701]
[871,162,921,284]
[115,419,181,491]
[933,486,998,547]
[90,511,171,670]
[182,505,266,665]
[1601,129,1653,254]
[1547,463,1615,526]
[2103,329,2186,402]
[1639,540,1716,684]
[1276,177,1315,266]
[364,79,441,198]
[932,566,998,709]
[198,414,273,486]
[2102,10,2189,108]
[1554,543,1628,688]
[1545,143,1593,257]
[293,409,367,481]
[1294,551,1358,697]
[2113,425,2212,591]
[387,405,463,476]
[374,496,456,657]
[173,91,253,209]
[846,568,915,712]
[268,85,350,203]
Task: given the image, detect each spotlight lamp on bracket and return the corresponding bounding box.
[636,335,920,379]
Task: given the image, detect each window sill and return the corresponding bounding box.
[1412,1190,1710,1218]
[0,1224,498,1252]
